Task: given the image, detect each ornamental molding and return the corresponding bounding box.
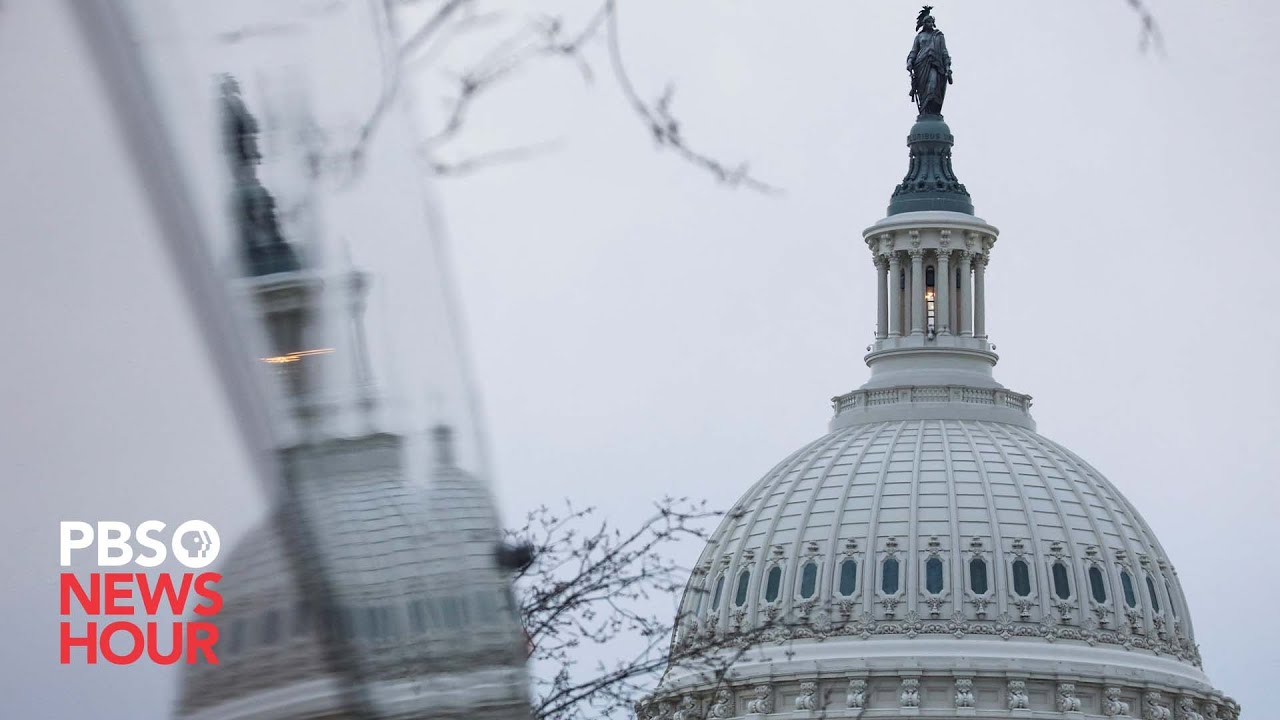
[647,676,1233,720]
[1058,682,1083,713]
[745,684,772,714]
[675,607,1203,666]
[954,678,975,708]
[1007,680,1030,710]
[795,682,818,711]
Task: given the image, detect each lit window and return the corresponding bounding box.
[1012,559,1032,597]
[839,559,858,596]
[1088,566,1107,604]
[800,562,818,599]
[1145,576,1161,613]
[925,557,944,594]
[882,558,900,595]
[1052,562,1071,600]
[711,574,724,610]
[734,570,751,607]
[765,566,782,603]
[925,265,937,332]
[969,558,989,595]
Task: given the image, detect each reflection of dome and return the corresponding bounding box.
[177,433,530,720]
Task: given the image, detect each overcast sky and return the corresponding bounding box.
[2,0,1277,717]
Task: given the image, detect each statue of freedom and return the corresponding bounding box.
[906,6,953,116]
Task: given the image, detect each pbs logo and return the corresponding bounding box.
[60,520,221,569]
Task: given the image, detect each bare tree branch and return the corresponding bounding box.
[506,497,784,720]
[601,0,778,194]
[1125,0,1164,54]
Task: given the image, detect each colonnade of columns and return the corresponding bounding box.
[873,249,987,340]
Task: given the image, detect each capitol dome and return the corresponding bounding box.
[647,12,1237,720]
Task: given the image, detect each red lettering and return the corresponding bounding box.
[103,573,134,615]
[100,621,144,664]
[60,621,96,664]
[186,622,219,664]
[146,622,183,664]
[60,573,99,615]
[138,573,192,615]
[192,573,222,616]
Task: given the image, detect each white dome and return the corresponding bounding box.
[647,209,1237,719]
[177,434,530,720]
[681,418,1198,665]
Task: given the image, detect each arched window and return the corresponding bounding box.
[1166,580,1178,618]
[262,609,280,645]
[711,574,725,611]
[1052,561,1071,600]
[969,558,989,595]
[765,566,782,603]
[1145,575,1161,613]
[800,561,818,599]
[882,558,901,595]
[925,557,945,594]
[1088,566,1107,604]
[839,559,858,596]
[925,265,937,332]
[1120,571,1138,608]
[734,570,751,607]
[1011,559,1032,597]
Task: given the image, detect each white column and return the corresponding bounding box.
[958,251,973,337]
[888,253,902,338]
[936,250,951,334]
[875,255,889,339]
[909,249,925,335]
[974,253,988,338]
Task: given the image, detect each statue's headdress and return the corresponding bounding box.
[916,5,935,31]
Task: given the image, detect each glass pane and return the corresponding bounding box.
[1121,572,1138,608]
[800,562,818,598]
[765,566,782,602]
[882,558,900,595]
[734,570,751,607]
[926,557,944,594]
[712,575,724,610]
[969,558,989,595]
[1146,576,1161,612]
[839,560,858,596]
[1012,559,1032,597]
[1052,562,1071,600]
[1089,566,1107,603]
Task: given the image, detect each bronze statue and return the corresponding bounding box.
[907,6,952,116]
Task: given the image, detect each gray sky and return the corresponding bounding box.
[1,0,1277,717]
